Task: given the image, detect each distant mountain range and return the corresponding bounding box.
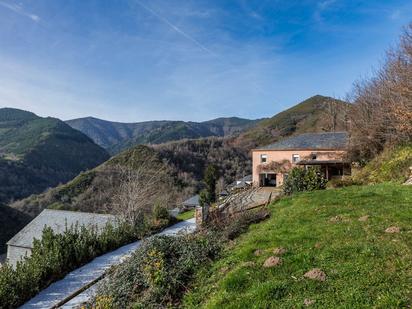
[0,108,110,204]
[66,116,262,154]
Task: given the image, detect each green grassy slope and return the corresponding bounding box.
[233,95,350,149]
[352,144,412,184]
[0,108,110,204]
[183,184,412,308]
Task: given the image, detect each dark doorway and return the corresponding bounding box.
[259,173,276,187]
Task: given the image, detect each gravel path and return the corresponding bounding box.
[20,218,196,309]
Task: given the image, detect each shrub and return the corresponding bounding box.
[93,233,222,308]
[89,207,271,308]
[283,167,327,195]
[0,218,154,308]
[199,189,210,207]
[327,177,361,188]
[152,203,170,221]
[352,144,412,184]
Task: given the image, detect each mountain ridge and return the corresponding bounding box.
[66,116,262,154]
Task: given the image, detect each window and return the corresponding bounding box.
[311,153,317,160]
[292,154,300,163]
[260,154,267,163]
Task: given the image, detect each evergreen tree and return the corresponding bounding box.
[203,165,219,204]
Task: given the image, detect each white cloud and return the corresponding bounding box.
[0,1,40,22]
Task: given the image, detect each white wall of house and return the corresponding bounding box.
[7,245,32,267]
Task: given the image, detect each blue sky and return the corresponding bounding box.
[0,0,411,122]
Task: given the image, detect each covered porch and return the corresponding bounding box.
[296,160,351,180]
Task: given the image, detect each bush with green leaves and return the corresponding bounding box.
[93,232,221,308]
[283,167,327,195]
[0,215,170,308]
[91,208,271,308]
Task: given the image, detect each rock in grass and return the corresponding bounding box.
[263,256,282,268]
[329,215,342,223]
[304,268,326,281]
[272,247,287,255]
[241,261,255,267]
[254,249,264,256]
[385,226,400,233]
[304,298,316,306]
[358,215,369,222]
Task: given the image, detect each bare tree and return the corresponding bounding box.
[323,97,350,132]
[349,22,412,161]
[111,157,175,226]
[324,98,339,132]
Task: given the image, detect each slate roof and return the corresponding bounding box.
[182,195,200,207]
[241,175,253,182]
[7,209,115,248]
[256,132,348,150]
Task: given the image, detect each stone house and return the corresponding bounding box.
[6,209,115,267]
[182,195,200,209]
[252,132,350,187]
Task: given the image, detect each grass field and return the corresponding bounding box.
[182,183,412,308]
[176,209,195,221]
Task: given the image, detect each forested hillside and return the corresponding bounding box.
[12,138,250,217]
[66,116,261,154]
[0,108,110,204]
[0,205,31,253]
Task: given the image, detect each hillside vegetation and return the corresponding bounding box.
[67,116,261,154]
[154,138,250,190]
[352,144,412,184]
[233,95,349,149]
[0,108,109,204]
[183,183,412,308]
[11,146,167,217]
[0,205,31,253]
[12,139,250,217]
[348,24,412,161]
[12,138,250,215]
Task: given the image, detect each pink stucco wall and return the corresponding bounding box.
[252,149,347,186]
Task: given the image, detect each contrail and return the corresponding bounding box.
[0,1,40,22]
[135,0,217,57]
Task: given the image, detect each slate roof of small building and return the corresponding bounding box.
[256,132,348,150]
[182,195,200,207]
[7,209,115,249]
[241,175,253,182]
